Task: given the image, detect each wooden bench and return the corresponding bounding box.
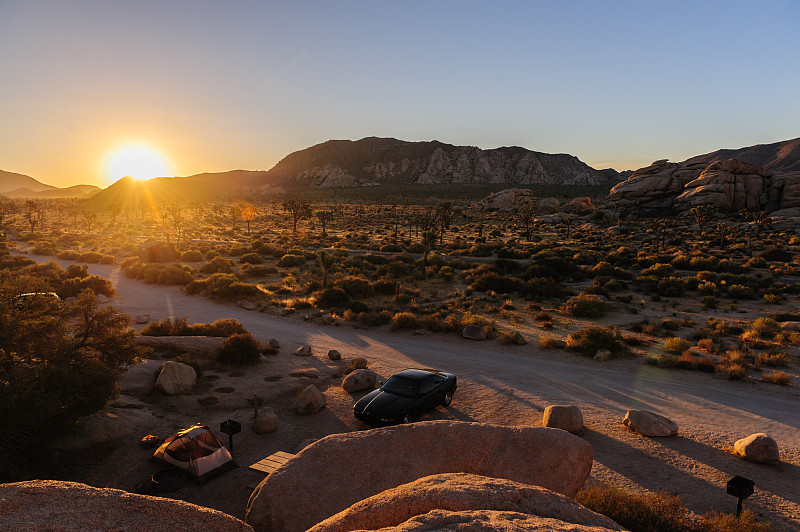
[248,451,295,475]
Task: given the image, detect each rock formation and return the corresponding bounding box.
[608,157,800,217]
[245,421,593,532]
[262,138,618,189]
[341,369,378,392]
[478,188,536,210]
[294,385,326,414]
[0,480,252,531]
[308,473,623,532]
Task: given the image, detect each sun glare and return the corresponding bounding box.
[105,143,172,183]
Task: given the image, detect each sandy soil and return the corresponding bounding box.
[29,256,800,531]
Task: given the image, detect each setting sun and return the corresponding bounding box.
[105,143,172,183]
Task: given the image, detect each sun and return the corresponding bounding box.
[105,143,172,183]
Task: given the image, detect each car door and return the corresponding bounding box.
[418,375,443,414]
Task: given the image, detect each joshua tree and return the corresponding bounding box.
[318,250,335,289]
[283,199,312,234]
[435,201,456,244]
[691,204,716,233]
[316,209,335,238]
[518,202,537,241]
[241,203,257,235]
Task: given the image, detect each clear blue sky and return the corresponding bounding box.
[1,0,799,187]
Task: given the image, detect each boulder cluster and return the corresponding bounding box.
[607,158,800,218]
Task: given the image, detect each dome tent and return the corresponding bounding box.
[152,423,236,483]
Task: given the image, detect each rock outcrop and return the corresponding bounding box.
[0,480,252,531]
[623,410,678,437]
[245,421,593,532]
[341,369,378,393]
[478,188,536,211]
[308,473,624,532]
[263,137,618,189]
[294,385,326,414]
[608,157,800,216]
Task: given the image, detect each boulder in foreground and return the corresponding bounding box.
[734,433,779,464]
[623,409,678,437]
[542,405,584,433]
[246,421,593,532]
[308,472,624,532]
[0,480,252,531]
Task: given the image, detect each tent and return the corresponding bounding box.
[152,423,236,483]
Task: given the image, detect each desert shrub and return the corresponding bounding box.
[357,310,393,327]
[746,256,767,268]
[277,253,306,267]
[663,337,691,355]
[524,251,580,281]
[57,249,81,260]
[217,332,262,365]
[716,259,747,274]
[577,482,769,532]
[57,275,116,298]
[697,281,717,295]
[238,263,271,278]
[315,288,351,308]
[721,363,746,380]
[748,317,780,338]
[761,370,792,385]
[759,246,792,262]
[335,276,375,298]
[200,256,235,274]
[755,352,790,367]
[372,279,399,296]
[575,483,688,532]
[379,244,402,253]
[726,284,756,299]
[75,251,102,263]
[240,252,264,265]
[185,279,207,295]
[538,335,564,349]
[470,272,525,294]
[560,293,608,318]
[31,242,57,255]
[141,317,245,337]
[156,265,193,286]
[689,256,718,271]
[390,312,420,330]
[567,326,627,356]
[523,277,565,298]
[670,255,691,269]
[658,277,686,297]
[179,250,204,262]
[641,263,675,278]
[635,275,659,293]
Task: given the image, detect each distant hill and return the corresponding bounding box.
[258,137,620,188]
[0,169,99,198]
[682,137,800,173]
[0,169,55,195]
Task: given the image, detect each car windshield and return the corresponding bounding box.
[381,376,420,398]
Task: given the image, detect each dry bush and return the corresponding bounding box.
[560,293,608,318]
[538,335,564,349]
[217,332,262,365]
[390,311,420,330]
[663,337,691,355]
[567,326,627,356]
[755,352,791,367]
[761,371,793,385]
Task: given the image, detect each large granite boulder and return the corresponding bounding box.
[734,433,780,464]
[308,473,623,532]
[294,385,326,414]
[246,421,593,532]
[607,160,706,215]
[117,358,162,396]
[0,480,252,531]
[674,159,767,212]
[542,405,584,433]
[623,410,678,437]
[341,369,378,393]
[345,509,623,531]
[155,361,196,395]
[478,188,535,211]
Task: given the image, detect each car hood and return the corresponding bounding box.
[354,389,412,420]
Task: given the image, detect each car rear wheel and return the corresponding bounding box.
[442,389,453,406]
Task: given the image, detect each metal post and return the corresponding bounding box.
[737,497,743,517]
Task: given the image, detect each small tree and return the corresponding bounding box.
[241,203,257,235]
[691,204,716,233]
[316,209,335,238]
[318,250,335,289]
[283,199,312,234]
[518,202,537,241]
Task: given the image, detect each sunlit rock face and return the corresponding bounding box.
[608,157,800,216]
[264,137,618,188]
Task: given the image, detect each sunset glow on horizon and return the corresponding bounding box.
[104,143,172,185]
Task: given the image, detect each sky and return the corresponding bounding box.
[1,0,799,188]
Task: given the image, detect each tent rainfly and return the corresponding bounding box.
[152,423,236,483]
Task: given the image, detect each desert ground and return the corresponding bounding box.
[25,252,800,531]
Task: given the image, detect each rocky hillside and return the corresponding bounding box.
[683,137,800,173]
[0,169,99,198]
[257,137,620,188]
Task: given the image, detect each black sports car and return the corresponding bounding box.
[353,368,457,426]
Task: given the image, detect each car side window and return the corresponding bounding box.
[420,377,441,395]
